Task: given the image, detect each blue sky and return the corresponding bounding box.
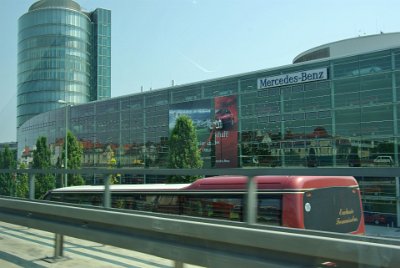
[1,0,399,142]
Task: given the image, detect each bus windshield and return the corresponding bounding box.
[303,187,362,233]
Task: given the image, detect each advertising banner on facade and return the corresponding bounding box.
[169,100,212,166]
[214,95,238,168]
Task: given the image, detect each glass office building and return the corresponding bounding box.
[17,0,111,127]
[18,33,400,226]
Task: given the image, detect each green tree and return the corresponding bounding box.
[0,145,17,196]
[167,115,203,183]
[61,131,85,186]
[108,149,120,184]
[15,162,29,198]
[32,136,55,199]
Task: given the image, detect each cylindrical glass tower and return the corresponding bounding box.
[17,0,92,127]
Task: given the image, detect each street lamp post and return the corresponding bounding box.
[58,100,70,186]
[56,99,71,259]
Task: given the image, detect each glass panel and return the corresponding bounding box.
[334,78,359,94]
[361,121,393,136]
[335,92,360,108]
[359,55,391,74]
[360,73,392,91]
[257,195,282,225]
[361,105,393,122]
[333,60,359,78]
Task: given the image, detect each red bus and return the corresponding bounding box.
[44,175,365,234]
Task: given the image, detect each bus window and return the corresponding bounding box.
[78,194,96,205]
[182,197,203,217]
[63,193,83,204]
[257,195,282,226]
[91,195,102,206]
[135,195,157,211]
[155,195,180,214]
[112,198,125,209]
[182,195,243,221]
[46,193,63,202]
[125,196,136,209]
[109,194,138,210]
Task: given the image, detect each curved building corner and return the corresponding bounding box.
[293,32,400,64]
[17,0,111,128]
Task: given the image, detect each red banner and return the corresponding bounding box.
[214,95,238,168]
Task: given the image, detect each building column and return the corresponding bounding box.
[392,51,400,227]
[280,89,285,167]
[143,95,147,183]
[330,62,337,166]
[238,80,243,167]
[392,51,398,165]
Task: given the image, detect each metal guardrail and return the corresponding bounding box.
[3,166,400,177]
[1,167,400,267]
[1,197,400,268]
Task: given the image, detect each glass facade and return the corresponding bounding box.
[17,0,111,127]
[17,41,400,225]
[90,8,111,101]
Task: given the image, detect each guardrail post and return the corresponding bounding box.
[245,176,257,224]
[174,261,184,268]
[104,174,111,208]
[54,233,64,258]
[29,174,35,200]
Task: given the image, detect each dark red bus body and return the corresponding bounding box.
[45,175,365,234]
[184,176,365,234]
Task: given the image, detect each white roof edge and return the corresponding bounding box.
[52,183,191,192]
[293,32,400,63]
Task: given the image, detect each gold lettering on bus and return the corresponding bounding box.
[339,208,354,216]
[336,216,359,225]
[336,208,358,225]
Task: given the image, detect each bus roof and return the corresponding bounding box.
[49,176,358,193]
[51,183,190,193]
[184,175,358,190]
